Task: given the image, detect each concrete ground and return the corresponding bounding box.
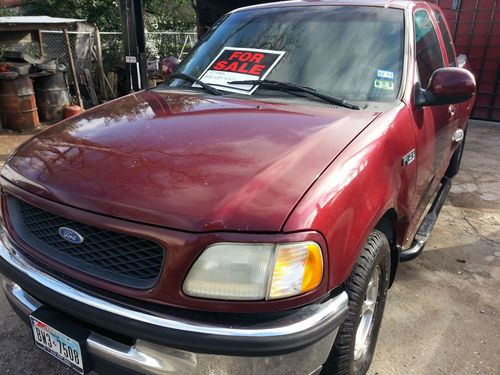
[0,120,499,375]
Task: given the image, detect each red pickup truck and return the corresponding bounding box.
[0,1,475,375]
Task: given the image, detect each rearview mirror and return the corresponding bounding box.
[416,67,476,107]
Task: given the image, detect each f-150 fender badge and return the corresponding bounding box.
[402,149,416,166]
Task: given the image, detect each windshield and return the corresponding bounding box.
[170,6,405,103]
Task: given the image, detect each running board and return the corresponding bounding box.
[400,176,452,262]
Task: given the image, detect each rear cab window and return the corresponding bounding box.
[414,9,444,87]
[434,9,457,67]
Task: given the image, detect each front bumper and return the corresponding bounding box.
[0,232,348,375]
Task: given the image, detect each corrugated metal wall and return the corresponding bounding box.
[430,0,499,121]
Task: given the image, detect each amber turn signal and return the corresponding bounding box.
[268,242,323,299]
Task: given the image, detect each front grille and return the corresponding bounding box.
[7,196,165,288]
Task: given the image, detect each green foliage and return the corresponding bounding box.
[0,44,7,60]
[0,7,15,16]
[144,0,196,31]
[28,0,196,67]
[32,0,121,30]
[30,0,195,32]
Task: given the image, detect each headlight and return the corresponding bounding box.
[183,242,323,301]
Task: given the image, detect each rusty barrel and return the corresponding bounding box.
[0,76,39,130]
[34,72,70,122]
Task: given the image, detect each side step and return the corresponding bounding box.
[400,176,452,262]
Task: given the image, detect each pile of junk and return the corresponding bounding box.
[0,56,82,131]
[0,16,85,132]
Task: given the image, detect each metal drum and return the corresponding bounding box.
[34,72,70,122]
[0,76,40,130]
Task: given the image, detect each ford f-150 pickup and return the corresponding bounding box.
[0,1,476,374]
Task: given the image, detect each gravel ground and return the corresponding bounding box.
[0,120,499,375]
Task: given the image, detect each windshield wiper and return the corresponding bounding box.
[229,79,361,110]
[169,73,223,96]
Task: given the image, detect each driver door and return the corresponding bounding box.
[410,7,456,225]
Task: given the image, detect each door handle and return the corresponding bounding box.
[448,105,456,119]
[452,128,464,143]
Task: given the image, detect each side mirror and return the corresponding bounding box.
[416,67,476,107]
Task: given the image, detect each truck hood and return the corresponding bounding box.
[3,90,380,232]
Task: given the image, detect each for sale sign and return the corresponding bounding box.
[197,47,285,95]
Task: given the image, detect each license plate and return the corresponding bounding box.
[30,316,85,374]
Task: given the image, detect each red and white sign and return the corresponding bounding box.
[197,47,285,95]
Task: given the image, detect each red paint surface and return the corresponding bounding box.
[2,90,379,233]
[430,67,477,96]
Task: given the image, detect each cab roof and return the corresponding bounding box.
[232,0,426,13]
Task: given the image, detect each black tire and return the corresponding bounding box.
[445,125,468,178]
[321,230,391,375]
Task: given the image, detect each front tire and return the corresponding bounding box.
[322,230,391,375]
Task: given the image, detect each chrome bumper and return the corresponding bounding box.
[0,232,348,375]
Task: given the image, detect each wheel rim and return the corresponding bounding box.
[354,265,381,361]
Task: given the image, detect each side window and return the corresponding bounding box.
[434,10,457,67]
[414,10,444,87]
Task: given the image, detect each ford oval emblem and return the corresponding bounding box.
[58,227,84,244]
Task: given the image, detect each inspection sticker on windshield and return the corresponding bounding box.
[196,47,286,95]
[374,79,395,90]
[376,69,394,80]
